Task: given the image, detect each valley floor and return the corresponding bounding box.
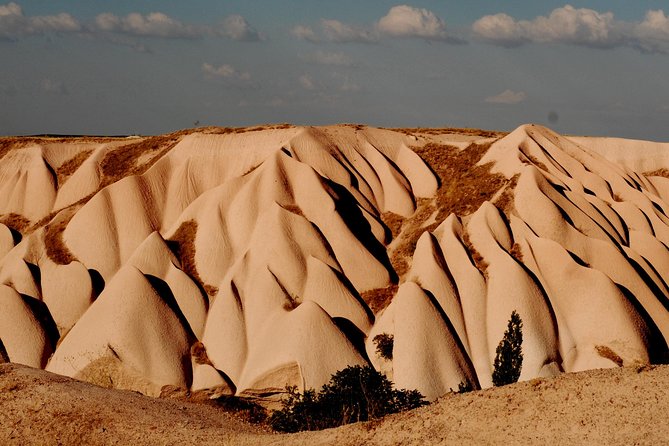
[1,363,667,445]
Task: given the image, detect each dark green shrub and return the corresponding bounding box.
[269,365,427,432]
[453,380,474,394]
[373,333,394,360]
[492,310,523,387]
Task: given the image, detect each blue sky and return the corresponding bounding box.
[2,1,669,139]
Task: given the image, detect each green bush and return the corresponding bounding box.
[269,365,427,432]
[492,310,523,387]
[373,333,394,360]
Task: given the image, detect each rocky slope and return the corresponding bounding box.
[1,124,669,402]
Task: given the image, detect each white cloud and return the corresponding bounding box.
[290,24,318,42]
[290,19,378,43]
[303,50,353,66]
[291,6,464,44]
[473,5,620,48]
[299,74,316,90]
[633,10,669,53]
[321,19,377,43]
[472,13,526,47]
[472,5,669,53]
[0,2,80,40]
[93,12,200,38]
[377,5,449,40]
[220,14,262,41]
[485,89,526,104]
[202,63,251,81]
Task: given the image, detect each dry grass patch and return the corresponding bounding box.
[200,123,295,135]
[191,341,214,366]
[380,212,405,239]
[509,242,524,263]
[361,284,399,314]
[381,141,513,286]
[645,168,669,179]
[414,142,509,221]
[523,153,549,172]
[462,231,489,275]
[494,174,520,216]
[0,213,31,234]
[43,204,85,265]
[167,220,218,297]
[100,134,180,187]
[341,124,367,131]
[388,199,435,278]
[0,138,23,161]
[56,149,93,186]
[44,220,76,265]
[595,345,624,367]
[388,127,507,138]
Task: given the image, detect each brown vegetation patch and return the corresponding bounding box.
[43,206,81,265]
[191,342,213,366]
[381,141,513,280]
[523,153,549,172]
[0,138,22,161]
[494,174,520,216]
[361,284,399,314]
[388,127,507,138]
[0,136,127,164]
[167,220,218,297]
[100,134,180,186]
[0,213,31,234]
[199,123,295,135]
[341,124,367,131]
[414,142,509,221]
[56,149,93,186]
[388,199,436,278]
[380,212,405,240]
[462,231,489,275]
[509,242,524,263]
[595,345,624,367]
[645,168,669,179]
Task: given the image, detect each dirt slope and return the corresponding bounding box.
[1,362,667,445]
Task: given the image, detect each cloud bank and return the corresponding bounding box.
[0,3,262,43]
[202,63,251,82]
[94,12,200,39]
[473,5,669,54]
[292,4,461,43]
[0,2,80,40]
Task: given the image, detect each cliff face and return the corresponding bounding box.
[1,123,668,401]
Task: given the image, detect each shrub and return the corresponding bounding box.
[453,380,474,394]
[492,310,523,387]
[373,333,394,360]
[269,365,427,432]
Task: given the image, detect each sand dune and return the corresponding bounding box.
[1,123,669,402]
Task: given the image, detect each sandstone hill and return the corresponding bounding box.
[1,124,669,404]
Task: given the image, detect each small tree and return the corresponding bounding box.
[269,365,426,432]
[373,333,394,360]
[492,310,523,387]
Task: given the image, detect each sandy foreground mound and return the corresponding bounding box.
[1,362,668,445]
[1,123,669,405]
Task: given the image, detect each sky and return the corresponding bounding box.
[2,1,669,140]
